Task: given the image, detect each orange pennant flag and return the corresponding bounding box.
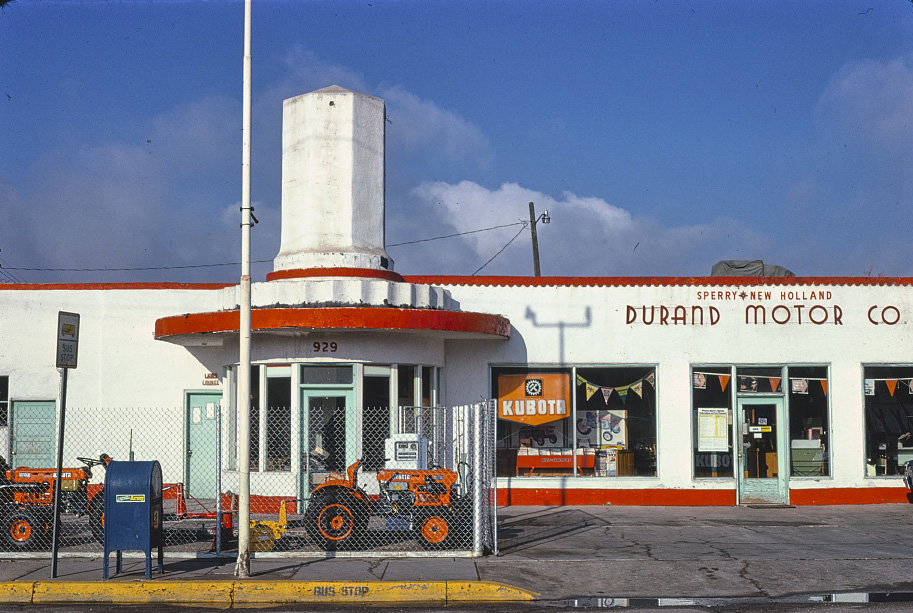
[887,379,898,397]
[719,374,730,392]
[820,380,827,396]
[769,377,781,393]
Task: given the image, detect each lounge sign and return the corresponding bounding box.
[498,373,570,426]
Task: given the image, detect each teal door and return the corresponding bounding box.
[737,397,788,504]
[300,390,355,498]
[186,392,222,500]
[10,401,57,469]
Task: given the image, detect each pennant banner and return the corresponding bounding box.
[601,387,613,404]
[719,375,730,392]
[585,382,600,401]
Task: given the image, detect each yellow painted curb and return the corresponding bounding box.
[0,582,34,604]
[234,581,449,605]
[447,580,539,601]
[4,579,537,606]
[31,580,234,605]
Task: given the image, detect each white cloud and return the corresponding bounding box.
[380,85,493,170]
[395,181,764,277]
[816,55,913,159]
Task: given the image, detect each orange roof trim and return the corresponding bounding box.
[403,275,913,288]
[155,306,511,339]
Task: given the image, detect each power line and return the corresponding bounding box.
[3,260,274,272]
[471,222,529,276]
[0,221,529,274]
[387,221,526,247]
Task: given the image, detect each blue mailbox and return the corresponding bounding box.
[103,460,164,579]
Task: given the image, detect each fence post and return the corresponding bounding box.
[472,401,483,556]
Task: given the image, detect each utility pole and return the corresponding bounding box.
[528,202,549,277]
[234,0,252,579]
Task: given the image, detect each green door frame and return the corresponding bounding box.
[736,396,788,505]
[299,388,356,499]
[184,390,223,500]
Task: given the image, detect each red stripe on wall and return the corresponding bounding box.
[404,275,913,288]
[495,487,912,506]
[496,488,737,506]
[789,488,911,505]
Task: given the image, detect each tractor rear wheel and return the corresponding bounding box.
[304,491,366,551]
[3,510,47,550]
[89,492,105,544]
[415,509,454,550]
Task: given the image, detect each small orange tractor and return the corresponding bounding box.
[0,454,109,550]
[303,460,472,551]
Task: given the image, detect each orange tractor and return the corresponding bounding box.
[303,460,472,551]
[0,454,109,550]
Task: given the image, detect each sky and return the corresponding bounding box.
[1,0,912,284]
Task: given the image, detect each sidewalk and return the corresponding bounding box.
[3,504,913,606]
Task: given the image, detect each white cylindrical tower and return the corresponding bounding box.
[273,86,393,273]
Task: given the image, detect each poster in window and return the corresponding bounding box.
[698,407,729,452]
[498,373,570,426]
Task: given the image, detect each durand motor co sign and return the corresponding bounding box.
[625,289,904,327]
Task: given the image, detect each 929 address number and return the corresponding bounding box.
[313,341,338,353]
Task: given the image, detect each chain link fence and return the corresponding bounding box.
[1,401,496,557]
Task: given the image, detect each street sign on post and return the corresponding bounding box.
[52,311,79,578]
[56,312,80,369]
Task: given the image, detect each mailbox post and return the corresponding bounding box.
[103,460,164,579]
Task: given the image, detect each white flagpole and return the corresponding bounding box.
[234,0,253,579]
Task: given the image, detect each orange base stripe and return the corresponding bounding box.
[496,487,912,506]
[496,488,736,506]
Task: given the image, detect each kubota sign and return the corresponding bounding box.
[498,373,570,426]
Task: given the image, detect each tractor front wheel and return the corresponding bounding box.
[3,511,46,550]
[305,492,366,551]
[415,509,454,550]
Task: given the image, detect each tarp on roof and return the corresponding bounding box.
[711,260,796,277]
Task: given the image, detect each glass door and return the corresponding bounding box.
[300,390,355,497]
[737,397,787,504]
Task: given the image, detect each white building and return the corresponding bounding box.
[2,87,912,507]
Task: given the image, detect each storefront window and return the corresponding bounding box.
[266,366,291,472]
[863,366,913,477]
[300,365,352,385]
[692,366,734,478]
[736,367,783,394]
[398,365,416,407]
[363,369,391,471]
[249,366,259,471]
[787,366,830,477]
[493,366,656,478]
[0,376,8,427]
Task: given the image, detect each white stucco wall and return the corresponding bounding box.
[0,287,228,483]
[439,279,913,493]
[3,278,911,498]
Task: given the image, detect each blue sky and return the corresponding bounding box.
[1,0,911,283]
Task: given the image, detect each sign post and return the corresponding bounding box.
[51,312,79,578]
